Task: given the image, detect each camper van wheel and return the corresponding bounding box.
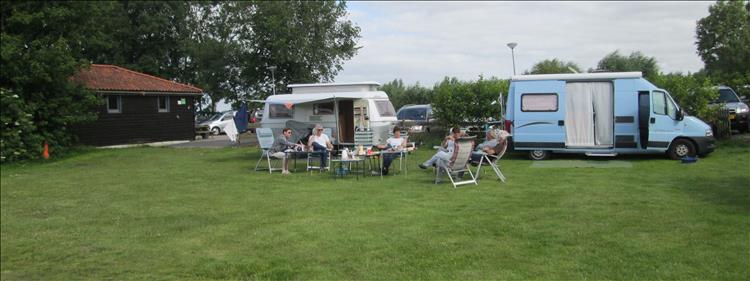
[211,127,221,135]
[529,150,550,160]
[667,139,695,160]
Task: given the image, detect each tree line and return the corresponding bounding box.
[384,1,748,130]
[1,1,360,162]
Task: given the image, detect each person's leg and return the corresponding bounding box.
[382,153,395,175]
[312,142,327,168]
[422,151,449,166]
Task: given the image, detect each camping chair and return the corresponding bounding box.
[306,128,333,172]
[474,138,507,182]
[384,130,412,174]
[254,128,284,173]
[435,136,478,188]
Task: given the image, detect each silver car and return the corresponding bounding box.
[712,86,749,133]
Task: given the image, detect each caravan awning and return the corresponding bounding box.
[262,92,388,105]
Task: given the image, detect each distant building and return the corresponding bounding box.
[71,64,203,146]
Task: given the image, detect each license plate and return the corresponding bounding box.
[729,114,736,120]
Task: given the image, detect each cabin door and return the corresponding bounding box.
[337,100,354,143]
[564,82,614,148]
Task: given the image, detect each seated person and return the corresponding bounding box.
[376,126,407,175]
[418,127,463,169]
[470,129,509,164]
[271,127,298,175]
[307,124,333,169]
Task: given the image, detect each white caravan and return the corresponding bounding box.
[259,82,398,145]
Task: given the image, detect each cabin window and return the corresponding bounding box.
[652,91,666,115]
[374,100,396,117]
[269,104,294,118]
[107,96,122,113]
[313,102,334,115]
[521,94,557,112]
[158,96,170,112]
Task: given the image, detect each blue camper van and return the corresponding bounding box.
[504,72,715,160]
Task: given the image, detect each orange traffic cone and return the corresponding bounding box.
[42,141,49,159]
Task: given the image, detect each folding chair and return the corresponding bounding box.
[435,136,478,188]
[306,128,333,172]
[474,139,507,182]
[254,128,283,173]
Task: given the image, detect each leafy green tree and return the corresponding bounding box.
[1,1,104,161]
[695,0,750,98]
[380,79,433,110]
[230,1,361,103]
[595,50,660,80]
[525,59,582,74]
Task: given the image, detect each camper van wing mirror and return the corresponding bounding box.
[677,109,684,121]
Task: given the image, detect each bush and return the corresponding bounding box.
[432,76,507,128]
[0,88,43,162]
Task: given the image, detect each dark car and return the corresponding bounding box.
[396,104,439,134]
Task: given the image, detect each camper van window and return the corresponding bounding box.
[313,102,334,115]
[269,104,293,118]
[652,91,667,115]
[374,100,396,117]
[521,94,558,112]
[665,94,678,119]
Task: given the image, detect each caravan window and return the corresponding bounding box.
[313,102,334,115]
[374,100,396,117]
[521,94,558,112]
[269,104,294,118]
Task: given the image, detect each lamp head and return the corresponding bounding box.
[507,42,517,49]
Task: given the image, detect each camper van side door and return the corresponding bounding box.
[648,90,681,150]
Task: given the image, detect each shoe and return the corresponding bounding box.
[382,167,389,175]
[282,170,290,175]
[418,163,428,170]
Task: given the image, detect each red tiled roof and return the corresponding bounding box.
[72,64,203,94]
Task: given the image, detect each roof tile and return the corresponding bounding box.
[72,64,203,94]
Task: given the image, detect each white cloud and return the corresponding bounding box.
[335,1,713,86]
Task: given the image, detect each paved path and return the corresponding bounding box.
[169,133,258,148]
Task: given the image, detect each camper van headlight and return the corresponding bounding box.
[706,129,713,137]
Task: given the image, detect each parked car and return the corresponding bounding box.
[198,110,236,135]
[711,86,749,133]
[396,104,439,134]
[195,124,210,139]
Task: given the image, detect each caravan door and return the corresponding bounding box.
[512,80,566,149]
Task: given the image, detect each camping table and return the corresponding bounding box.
[330,157,365,180]
[361,150,407,179]
[284,150,310,173]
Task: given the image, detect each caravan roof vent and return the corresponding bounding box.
[288,81,381,94]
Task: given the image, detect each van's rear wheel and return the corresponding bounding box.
[529,150,550,160]
[667,139,695,160]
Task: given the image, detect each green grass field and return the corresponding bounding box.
[2,141,749,280]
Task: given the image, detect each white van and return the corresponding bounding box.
[259,82,398,144]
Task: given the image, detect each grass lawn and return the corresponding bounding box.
[1,140,749,280]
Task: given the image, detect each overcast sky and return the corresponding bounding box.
[334,1,715,86]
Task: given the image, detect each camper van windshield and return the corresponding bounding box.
[375,100,396,117]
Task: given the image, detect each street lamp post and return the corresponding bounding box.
[506,42,517,76]
[269,66,277,95]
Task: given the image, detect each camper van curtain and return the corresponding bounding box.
[565,84,595,147]
[591,83,614,146]
[564,82,614,147]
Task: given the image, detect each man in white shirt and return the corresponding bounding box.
[307,124,333,169]
[419,127,462,169]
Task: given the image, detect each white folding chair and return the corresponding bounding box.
[474,140,507,182]
[254,128,283,173]
[435,137,478,188]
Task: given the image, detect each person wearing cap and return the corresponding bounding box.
[308,124,333,169]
